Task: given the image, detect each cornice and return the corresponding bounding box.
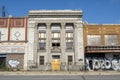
[28,10,82,17]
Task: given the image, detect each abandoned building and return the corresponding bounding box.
[0,9,120,71]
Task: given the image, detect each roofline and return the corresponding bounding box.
[28,10,83,16]
[0,16,28,19]
[29,9,82,12]
[84,24,120,25]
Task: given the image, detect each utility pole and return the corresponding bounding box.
[2,6,6,17]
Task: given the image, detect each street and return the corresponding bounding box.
[0,75,120,80]
[0,75,81,80]
[84,75,120,80]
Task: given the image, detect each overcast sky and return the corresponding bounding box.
[0,0,120,24]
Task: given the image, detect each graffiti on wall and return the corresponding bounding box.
[86,58,120,71]
[8,60,20,68]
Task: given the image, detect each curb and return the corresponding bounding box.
[0,71,120,76]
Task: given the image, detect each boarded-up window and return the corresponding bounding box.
[39,56,44,65]
[87,35,101,46]
[68,56,73,65]
[105,35,118,45]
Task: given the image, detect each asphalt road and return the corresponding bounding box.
[0,75,120,80]
[84,75,120,80]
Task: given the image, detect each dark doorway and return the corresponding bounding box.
[68,56,73,65]
[0,57,6,70]
[0,54,6,70]
[89,60,93,70]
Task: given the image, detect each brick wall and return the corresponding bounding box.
[84,24,120,46]
[7,53,24,69]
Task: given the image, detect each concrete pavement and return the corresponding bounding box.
[0,71,120,75]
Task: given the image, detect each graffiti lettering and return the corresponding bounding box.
[86,58,120,71]
[8,60,20,68]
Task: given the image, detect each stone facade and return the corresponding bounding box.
[27,10,84,71]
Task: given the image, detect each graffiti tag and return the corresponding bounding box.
[86,58,120,71]
[8,60,20,68]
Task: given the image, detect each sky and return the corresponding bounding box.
[0,0,120,24]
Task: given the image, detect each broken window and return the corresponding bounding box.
[51,32,60,50]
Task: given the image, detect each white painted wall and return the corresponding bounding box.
[0,28,8,41]
[10,28,25,41]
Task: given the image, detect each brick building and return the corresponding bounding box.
[84,24,120,71]
[0,17,28,70]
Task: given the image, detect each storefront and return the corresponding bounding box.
[0,45,25,70]
[85,46,120,71]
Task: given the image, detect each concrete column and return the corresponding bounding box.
[46,23,51,64]
[61,23,66,63]
[60,23,67,70]
[24,43,28,70]
[74,24,78,63]
[34,23,39,65]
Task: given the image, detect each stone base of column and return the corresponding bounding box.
[60,62,85,71]
[67,65,84,71]
[27,60,37,69]
[61,62,67,71]
[45,62,52,71]
[75,62,85,71]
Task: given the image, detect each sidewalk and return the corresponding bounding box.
[0,71,120,75]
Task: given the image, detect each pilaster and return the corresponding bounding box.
[74,22,84,66]
[27,22,35,66]
[34,23,39,65]
[46,23,51,64]
[61,23,66,63]
[74,24,78,63]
